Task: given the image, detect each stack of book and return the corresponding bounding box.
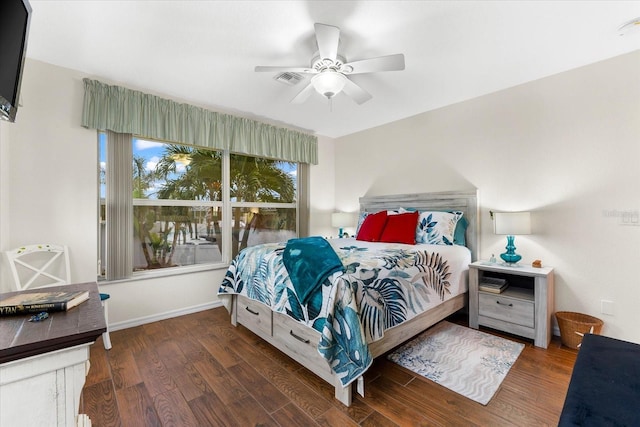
[479,277,508,293]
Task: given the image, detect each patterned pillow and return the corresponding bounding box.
[355,212,368,236]
[415,211,463,245]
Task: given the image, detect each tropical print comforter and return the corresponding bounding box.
[218,238,471,387]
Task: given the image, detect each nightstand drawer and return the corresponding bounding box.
[479,293,534,328]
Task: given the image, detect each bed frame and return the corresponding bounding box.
[229,190,479,406]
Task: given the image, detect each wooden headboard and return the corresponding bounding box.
[359,190,479,261]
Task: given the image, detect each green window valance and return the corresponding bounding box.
[81,78,318,164]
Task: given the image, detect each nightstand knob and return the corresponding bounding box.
[496,301,513,307]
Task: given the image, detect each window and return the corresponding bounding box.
[99,132,299,280]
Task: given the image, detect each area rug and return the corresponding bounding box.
[387,321,524,405]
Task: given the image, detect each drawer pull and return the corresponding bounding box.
[245,306,259,315]
[496,301,513,307]
[289,330,310,344]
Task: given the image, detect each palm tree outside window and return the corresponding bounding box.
[99,133,298,278]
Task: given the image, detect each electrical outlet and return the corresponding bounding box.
[601,300,614,315]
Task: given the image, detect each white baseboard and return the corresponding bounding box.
[109,300,223,332]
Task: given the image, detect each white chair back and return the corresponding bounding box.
[5,244,71,291]
[4,243,112,350]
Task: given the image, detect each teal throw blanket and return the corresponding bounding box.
[283,236,344,305]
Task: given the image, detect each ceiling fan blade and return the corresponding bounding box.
[343,53,405,74]
[314,23,340,61]
[341,78,372,104]
[255,66,317,74]
[290,83,316,104]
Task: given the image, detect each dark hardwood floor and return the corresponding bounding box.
[82,307,577,426]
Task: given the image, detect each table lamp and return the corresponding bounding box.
[493,212,531,264]
[331,212,353,238]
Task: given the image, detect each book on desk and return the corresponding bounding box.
[0,289,89,316]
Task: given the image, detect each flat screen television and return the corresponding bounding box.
[0,0,32,123]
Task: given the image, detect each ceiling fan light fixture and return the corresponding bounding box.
[255,23,404,105]
[311,72,347,99]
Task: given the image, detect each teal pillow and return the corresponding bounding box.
[453,216,468,246]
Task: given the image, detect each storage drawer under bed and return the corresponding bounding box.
[236,297,273,337]
[273,312,321,360]
[272,311,332,379]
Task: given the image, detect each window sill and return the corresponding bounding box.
[97,262,230,286]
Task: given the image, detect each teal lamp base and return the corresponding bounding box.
[500,235,522,265]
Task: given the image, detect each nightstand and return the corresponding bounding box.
[469,261,555,348]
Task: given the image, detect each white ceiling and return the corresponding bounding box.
[26,1,640,138]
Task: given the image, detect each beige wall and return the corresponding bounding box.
[335,50,640,343]
[1,60,99,288]
[309,135,337,238]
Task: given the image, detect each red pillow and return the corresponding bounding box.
[379,211,419,244]
[356,211,388,242]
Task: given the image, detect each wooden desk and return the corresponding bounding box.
[0,282,106,427]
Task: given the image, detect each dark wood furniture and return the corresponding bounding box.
[0,282,106,363]
[0,282,106,426]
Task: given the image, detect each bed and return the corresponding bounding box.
[217,190,478,406]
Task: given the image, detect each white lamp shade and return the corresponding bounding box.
[494,212,531,235]
[331,212,353,228]
[312,72,347,98]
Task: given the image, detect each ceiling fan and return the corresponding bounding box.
[255,23,405,105]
